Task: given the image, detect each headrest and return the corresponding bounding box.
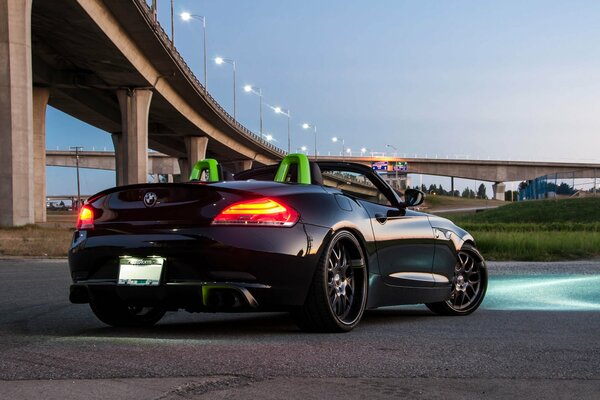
[189,159,220,182]
[309,162,323,186]
[272,154,323,185]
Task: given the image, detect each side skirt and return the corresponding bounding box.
[366,273,451,309]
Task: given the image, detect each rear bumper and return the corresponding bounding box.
[68,224,331,309]
[70,281,271,311]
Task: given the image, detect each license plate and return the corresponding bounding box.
[118,256,164,286]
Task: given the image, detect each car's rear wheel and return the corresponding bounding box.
[292,230,368,332]
[426,243,487,315]
[89,298,166,327]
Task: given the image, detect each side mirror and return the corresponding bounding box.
[402,188,425,207]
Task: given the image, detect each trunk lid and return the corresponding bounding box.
[86,183,238,229]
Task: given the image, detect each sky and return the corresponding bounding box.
[46,0,600,195]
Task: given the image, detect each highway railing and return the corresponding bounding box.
[134,0,285,158]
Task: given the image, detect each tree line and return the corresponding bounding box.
[412,183,490,199]
[412,180,580,202]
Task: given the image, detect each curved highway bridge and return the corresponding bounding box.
[1,0,284,225]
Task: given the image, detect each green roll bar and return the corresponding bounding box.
[274,153,311,185]
[189,159,220,182]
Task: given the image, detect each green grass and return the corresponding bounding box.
[0,225,73,257]
[471,231,600,261]
[451,197,600,224]
[446,197,600,261]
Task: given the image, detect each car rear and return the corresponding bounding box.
[68,181,321,312]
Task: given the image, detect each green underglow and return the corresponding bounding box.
[484,275,600,311]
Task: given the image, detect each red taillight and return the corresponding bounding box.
[212,198,299,227]
[77,205,94,230]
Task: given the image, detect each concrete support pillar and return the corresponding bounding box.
[492,182,506,201]
[33,87,49,223]
[239,160,253,172]
[229,160,253,174]
[0,0,34,226]
[177,158,188,183]
[179,136,208,181]
[111,133,125,186]
[115,89,153,185]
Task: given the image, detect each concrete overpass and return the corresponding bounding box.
[1,0,286,226]
[47,150,180,175]
[47,150,600,200]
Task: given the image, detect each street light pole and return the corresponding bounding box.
[244,85,263,135]
[386,144,398,157]
[274,106,291,153]
[215,57,236,119]
[170,0,174,45]
[181,13,208,91]
[70,146,83,212]
[151,0,157,20]
[332,137,345,161]
[302,123,318,159]
[202,16,207,90]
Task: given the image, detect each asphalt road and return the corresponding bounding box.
[1,258,599,399]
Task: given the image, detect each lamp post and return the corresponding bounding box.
[244,85,263,135]
[151,0,157,20]
[386,144,398,157]
[332,137,345,161]
[170,0,174,45]
[360,147,368,156]
[181,12,207,91]
[215,57,236,119]
[302,123,318,159]
[70,146,83,212]
[273,106,291,153]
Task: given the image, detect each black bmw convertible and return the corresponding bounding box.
[68,154,487,332]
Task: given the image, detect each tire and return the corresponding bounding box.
[89,298,166,327]
[292,230,368,332]
[426,243,487,316]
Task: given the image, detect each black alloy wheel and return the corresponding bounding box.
[426,243,487,316]
[292,230,368,332]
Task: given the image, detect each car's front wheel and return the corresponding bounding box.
[89,297,166,327]
[426,243,487,315]
[292,230,368,332]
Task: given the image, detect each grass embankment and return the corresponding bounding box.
[0,225,73,257]
[423,195,501,211]
[0,212,74,257]
[446,197,600,261]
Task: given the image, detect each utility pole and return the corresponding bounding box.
[70,146,83,212]
[151,0,157,21]
[170,0,174,45]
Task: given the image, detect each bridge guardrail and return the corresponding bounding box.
[134,0,286,158]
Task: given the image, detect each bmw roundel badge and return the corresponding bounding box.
[143,191,158,207]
